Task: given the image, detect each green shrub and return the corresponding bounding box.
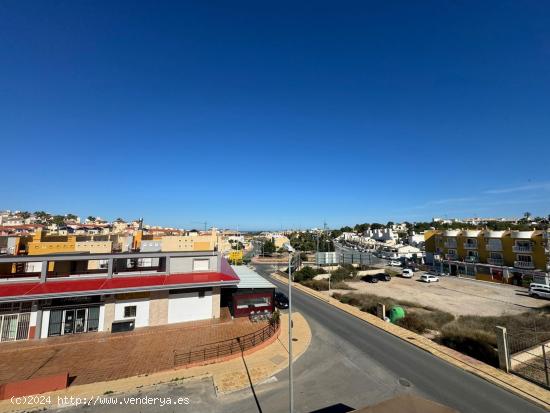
[438,322,498,366]
[395,312,430,334]
[301,280,329,291]
[293,266,327,282]
[331,281,356,290]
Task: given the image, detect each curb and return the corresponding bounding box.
[270,272,550,410]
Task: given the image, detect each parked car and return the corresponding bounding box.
[364,275,379,283]
[529,283,550,299]
[402,268,414,278]
[376,272,391,282]
[389,260,402,267]
[274,292,289,309]
[420,274,439,283]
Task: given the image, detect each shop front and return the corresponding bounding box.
[42,296,102,337]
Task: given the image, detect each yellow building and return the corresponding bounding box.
[425,229,549,285]
[161,229,218,252]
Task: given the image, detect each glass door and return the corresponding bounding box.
[75,309,86,333]
[64,310,75,334]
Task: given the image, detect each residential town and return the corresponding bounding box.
[2,2,550,413]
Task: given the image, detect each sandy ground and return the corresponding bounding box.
[328,275,549,316]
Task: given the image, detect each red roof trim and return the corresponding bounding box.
[0,271,240,300]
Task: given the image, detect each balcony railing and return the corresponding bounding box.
[514,260,535,269]
[513,245,533,253]
[485,243,502,252]
[463,242,478,249]
[465,256,479,263]
[444,241,457,249]
[445,253,458,260]
[487,258,504,266]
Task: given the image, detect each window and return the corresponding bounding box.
[124,306,137,318]
[193,259,210,271]
[236,296,271,309]
[517,254,532,263]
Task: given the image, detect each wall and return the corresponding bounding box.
[169,256,217,274]
[167,290,213,323]
[114,297,150,328]
[149,290,169,326]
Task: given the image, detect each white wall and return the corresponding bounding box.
[40,310,50,339]
[114,299,150,328]
[168,291,212,323]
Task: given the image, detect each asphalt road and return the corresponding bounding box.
[251,264,546,413]
[51,264,547,413]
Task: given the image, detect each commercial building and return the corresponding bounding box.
[0,251,241,343]
[424,229,550,285]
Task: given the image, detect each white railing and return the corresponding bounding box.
[445,254,458,260]
[463,242,478,249]
[514,260,535,269]
[444,241,457,249]
[487,258,504,266]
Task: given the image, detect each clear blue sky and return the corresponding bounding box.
[2,1,550,230]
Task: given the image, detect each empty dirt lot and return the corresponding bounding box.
[328,275,549,316]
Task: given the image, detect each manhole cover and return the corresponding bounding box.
[398,378,412,387]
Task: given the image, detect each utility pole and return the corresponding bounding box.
[284,245,296,413]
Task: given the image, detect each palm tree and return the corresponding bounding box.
[523,212,532,221]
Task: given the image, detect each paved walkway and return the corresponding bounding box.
[0,312,311,413]
[0,313,268,386]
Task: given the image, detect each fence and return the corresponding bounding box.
[173,320,280,367]
[507,330,550,388]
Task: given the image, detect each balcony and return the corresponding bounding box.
[513,244,533,253]
[485,242,502,252]
[465,256,479,263]
[487,258,504,266]
[463,242,478,250]
[444,241,457,249]
[514,260,535,269]
[445,253,458,260]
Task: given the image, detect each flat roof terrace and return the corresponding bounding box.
[0,252,240,302]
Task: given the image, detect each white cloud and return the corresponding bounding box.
[484,182,550,195]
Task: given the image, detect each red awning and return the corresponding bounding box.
[0,270,239,301]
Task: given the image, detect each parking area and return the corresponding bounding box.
[333,274,549,316]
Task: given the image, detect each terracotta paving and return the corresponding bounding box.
[0,309,268,386]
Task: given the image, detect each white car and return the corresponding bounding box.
[420,274,439,283]
[402,269,414,278]
[389,260,402,267]
[529,283,550,299]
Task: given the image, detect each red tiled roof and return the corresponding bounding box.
[0,270,240,301]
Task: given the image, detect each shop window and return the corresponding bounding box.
[124,306,137,318]
[87,307,100,332]
[236,297,271,309]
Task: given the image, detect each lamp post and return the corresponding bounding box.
[284,243,295,413]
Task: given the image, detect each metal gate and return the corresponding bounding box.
[508,330,550,388]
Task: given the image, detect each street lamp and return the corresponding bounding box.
[283,242,295,413]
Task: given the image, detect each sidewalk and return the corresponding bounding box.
[0,312,311,413]
[271,273,550,410]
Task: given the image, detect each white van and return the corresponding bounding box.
[402,269,414,278]
[529,283,550,299]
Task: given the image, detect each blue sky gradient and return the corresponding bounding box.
[1,1,550,229]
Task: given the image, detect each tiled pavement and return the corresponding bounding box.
[0,310,268,386]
